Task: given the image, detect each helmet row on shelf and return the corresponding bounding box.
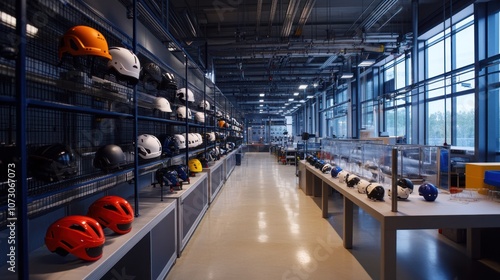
[305,155,439,202]
[45,195,133,261]
[59,25,243,122]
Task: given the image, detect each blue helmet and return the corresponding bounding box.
[330,166,342,178]
[163,170,179,187]
[418,183,438,201]
[171,165,189,183]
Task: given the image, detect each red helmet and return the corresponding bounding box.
[45,215,105,261]
[87,196,134,234]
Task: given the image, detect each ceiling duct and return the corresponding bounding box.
[268,0,278,36]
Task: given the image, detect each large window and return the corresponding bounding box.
[424,11,475,147]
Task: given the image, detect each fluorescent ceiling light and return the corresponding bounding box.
[313,83,318,87]
[298,84,308,89]
[293,92,299,96]
[307,95,314,99]
[288,98,294,101]
[341,73,354,79]
[259,99,264,102]
[259,104,263,107]
[299,100,306,103]
[259,93,265,97]
[285,103,289,106]
[0,12,38,37]
[358,59,376,67]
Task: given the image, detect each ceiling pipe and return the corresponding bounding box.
[362,0,399,30]
[268,0,278,36]
[281,0,301,37]
[256,0,263,36]
[294,0,316,37]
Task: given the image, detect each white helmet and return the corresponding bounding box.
[137,134,162,159]
[198,100,210,110]
[176,88,195,103]
[205,132,216,142]
[194,133,203,146]
[174,134,186,149]
[107,47,140,84]
[186,133,196,148]
[357,179,372,194]
[177,106,192,119]
[215,111,222,118]
[388,185,412,200]
[194,112,205,123]
[154,97,172,112]
[338,170,350,184]
[321,163,333,173]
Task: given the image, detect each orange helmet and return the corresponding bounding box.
[58,25,112,61]
[45,215,105,261]
[218,120,226,128]
[87,196,134,235]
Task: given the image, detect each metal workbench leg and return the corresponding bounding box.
[381,223,397,280]
[322,181,328,218]
[343,197,353,249]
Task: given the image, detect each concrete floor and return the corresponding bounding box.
[165,152,500,280]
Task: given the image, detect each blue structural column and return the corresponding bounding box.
[132,0,140,216]
[16,0,29,278]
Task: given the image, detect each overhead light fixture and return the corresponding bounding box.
[307,95,314,99]
[288,98,294,101]
[341,73,354,79]
[358,59,376,67]
[313,83,318,87]
[259,93,265,97]
[299,100,306,103]
[285,103,290,106]
[0,12,38,37]
[298,84,308,90]
[259,104,263,107]
[293,92,299,96]
[259,99,264,102]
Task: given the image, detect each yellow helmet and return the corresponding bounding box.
[188,159,203,173]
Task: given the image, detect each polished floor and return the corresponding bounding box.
[165,153,500,280]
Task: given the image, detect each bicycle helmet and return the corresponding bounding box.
[107,47,140,84]
[198,100,210,110]
[29,144,78,182]
[45,215,105,261]
[338,170,350,183]
[194,112,205,123]
[346,175,361,188]
[398,178,414,194]
[188,158,203,173]
[366,184,385,201]
[159,72,177,90]
[418,182,438,201]
[137,134,162,160]
[87,196,134,235]
[140,62,162,89]
[153,97,173,113]
[321,163,333,173]
[357,179,372,194]
[176,88,195,103]
[58,25,111,61]
[177,106,192,119]
[159,134,179,156]
[174,134,186,149]
[93,144,127,172]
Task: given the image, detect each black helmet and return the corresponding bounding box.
[197,155,209,168]
[93,144,126,172]
[159,72,177,90]
[140,62,162,89]
[346,175,361,188]
[29,144,78,182]
[367,184,385,201]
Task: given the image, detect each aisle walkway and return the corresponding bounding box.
[165,153,371,280]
